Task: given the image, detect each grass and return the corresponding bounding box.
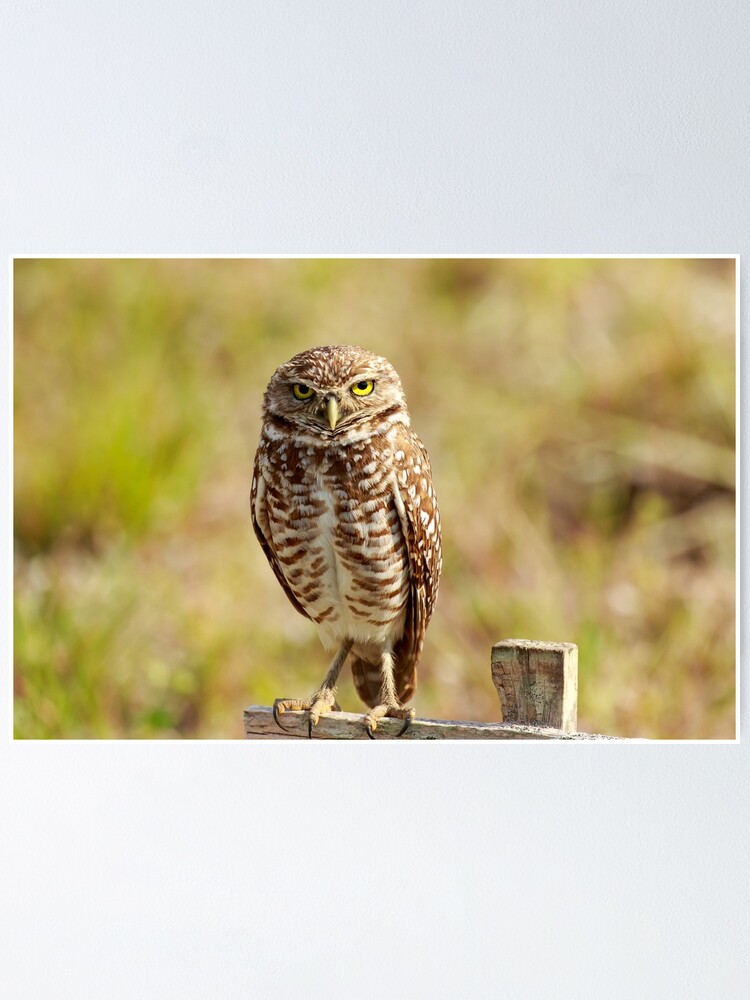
[13,257,736,738]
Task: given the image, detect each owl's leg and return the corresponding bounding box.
[273,638,353,737]
[362,651,416,740]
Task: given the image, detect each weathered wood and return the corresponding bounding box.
[244,706,622,740]
[491,639,578,732]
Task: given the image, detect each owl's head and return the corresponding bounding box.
[263,345,408,433]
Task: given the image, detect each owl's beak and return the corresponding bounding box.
[325,394,339,430]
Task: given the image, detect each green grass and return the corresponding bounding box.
[13,257,736,738]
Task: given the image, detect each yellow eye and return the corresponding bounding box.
[351,379,374,396]
[292,383,314,400]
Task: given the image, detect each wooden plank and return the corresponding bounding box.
[491,639,578,732]
[243,706,622,740]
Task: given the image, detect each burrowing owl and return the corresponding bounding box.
[251,344,442,738]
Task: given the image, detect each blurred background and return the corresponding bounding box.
[13,257,736,739]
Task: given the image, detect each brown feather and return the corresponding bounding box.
[351,424,441,707]
[250,447,311,621]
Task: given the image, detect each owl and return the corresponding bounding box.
[251,345,442,738]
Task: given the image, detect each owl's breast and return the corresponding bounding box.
[262,440,410,649]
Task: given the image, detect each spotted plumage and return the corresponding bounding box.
[251,344,442,737]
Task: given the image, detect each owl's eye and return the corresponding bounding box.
[292,383,314,401]
[351,379,374,396]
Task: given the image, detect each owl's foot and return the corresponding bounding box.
[363,704,416,740]
[272,690,341,738]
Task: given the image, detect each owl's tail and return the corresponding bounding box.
[350,638,418,709]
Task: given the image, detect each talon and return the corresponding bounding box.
[365,723,376,740]
[397,716,413,738]
[272,703,286,731]
[308,716,313,739]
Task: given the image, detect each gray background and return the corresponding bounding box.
[2,2,747,997]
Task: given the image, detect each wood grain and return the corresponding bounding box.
[491,639,578,732]
[244,705,621,740]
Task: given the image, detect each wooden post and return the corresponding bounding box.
[243,705,618,740]
[491,639,578,733]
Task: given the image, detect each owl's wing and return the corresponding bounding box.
[390,425,442,682]
[250,447,311,621]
